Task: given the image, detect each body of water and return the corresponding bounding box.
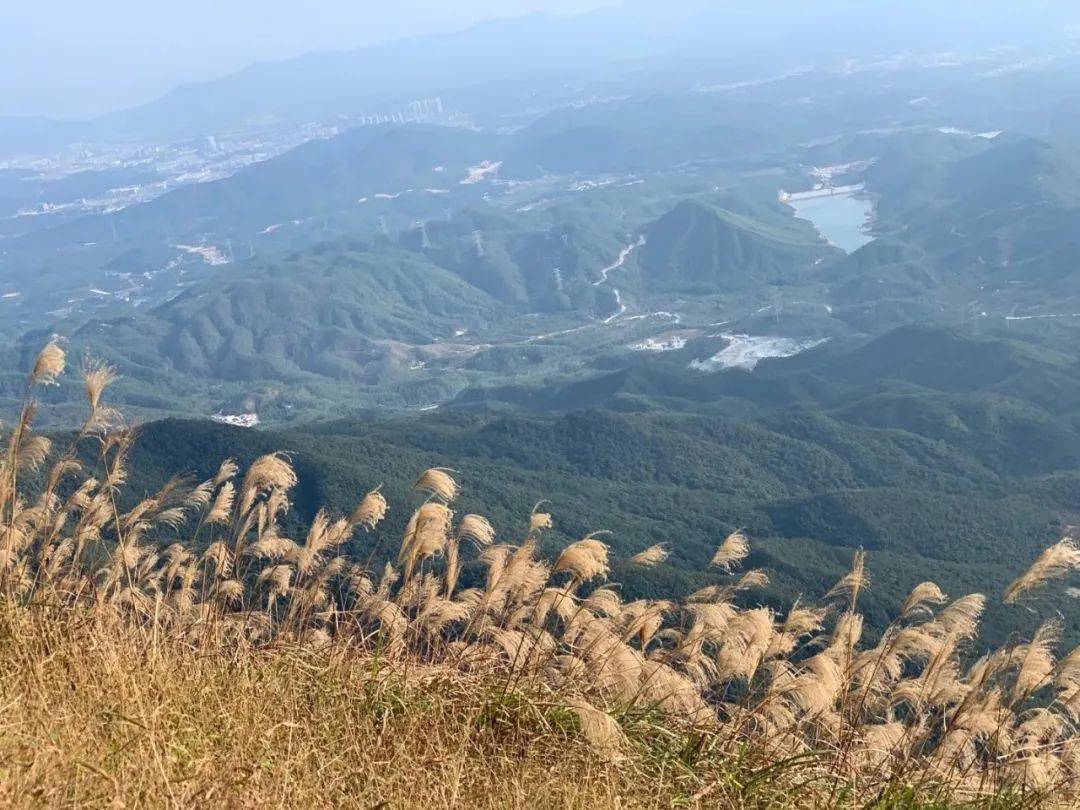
[790,192,875,253]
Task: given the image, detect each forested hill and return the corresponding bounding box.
[113,404,1078,650]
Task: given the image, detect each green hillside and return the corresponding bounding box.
[400,208,626,311]
[73,244,504,383]
[636,199,833,293]
[114,402,1075,650]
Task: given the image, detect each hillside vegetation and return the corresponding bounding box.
[638,199,834,293]
[3,342,1080,807]
[15,117,1080,425]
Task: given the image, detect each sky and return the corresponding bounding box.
[2,1,613,119]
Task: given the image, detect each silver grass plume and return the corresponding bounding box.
[710,530,749,572]
[1004,537,1080,604]
[30,342,65,386]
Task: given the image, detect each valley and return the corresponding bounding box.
[3,5,1080,648]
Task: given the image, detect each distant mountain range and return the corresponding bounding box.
[4,1,1079,155]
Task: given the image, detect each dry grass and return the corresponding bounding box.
[0,607,699,808]
[1,341,1078,809]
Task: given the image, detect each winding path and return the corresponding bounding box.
[593,234,646,287]
[593,234,645,323]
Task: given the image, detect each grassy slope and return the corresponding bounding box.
[0,606,688,808]
[0,604,1036,809]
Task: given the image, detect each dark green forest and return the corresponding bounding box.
[107,391,1077,651]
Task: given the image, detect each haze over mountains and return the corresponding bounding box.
[5,2,1080,636]
[6,2,1080,136]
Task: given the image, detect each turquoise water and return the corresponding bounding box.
[791,193,875,253]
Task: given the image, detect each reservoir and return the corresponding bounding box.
[789,191,875,253]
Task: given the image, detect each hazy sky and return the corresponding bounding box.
[10,1,1079,120]
[3,1,612,118]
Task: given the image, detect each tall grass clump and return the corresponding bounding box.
[1,342,1079,807]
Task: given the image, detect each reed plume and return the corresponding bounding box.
[553,535,610,585]
[413,468,458,502]
[1004,537,1080,604]
[711,529,749,571]
[30,342,65,385]
[629,543,668,567]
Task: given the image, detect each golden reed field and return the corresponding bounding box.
[2,342,1080,808]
